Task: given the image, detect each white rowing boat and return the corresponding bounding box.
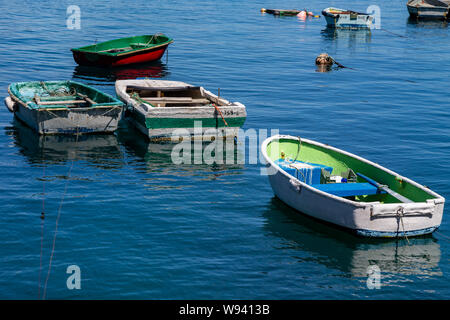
[261,135,445,238]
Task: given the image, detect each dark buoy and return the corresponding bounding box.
[315,53,333,66]
[315,53,350,72]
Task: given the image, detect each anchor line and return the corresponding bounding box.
[396,207,410,245]
[38,158,46,299]
[42,128,79,299]
[380,28,408,39]
[435,231,450,244]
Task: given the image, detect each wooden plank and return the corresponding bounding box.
[36,99,87,105]
[127,85,201,92]
[141,97,210,104]
[76,93,96,105]
[141,97,193,102]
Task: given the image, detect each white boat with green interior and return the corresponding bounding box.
[262,135,445,238]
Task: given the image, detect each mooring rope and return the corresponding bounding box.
[41,128,79,299]
[435,231,450,244]
[38,159,46,299]
[380,28,408,39]
[396,207,410,245]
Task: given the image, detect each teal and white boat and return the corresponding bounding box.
[262,135,445,238]
[115,80,246,141]
[5,81,123,135]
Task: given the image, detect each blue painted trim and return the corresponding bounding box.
[355,226,439,238]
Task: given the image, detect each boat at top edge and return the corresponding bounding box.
[407,0,450,20]
[71,34,173,67]
[322,7,374,29]
[5,81,124,135]
[115,79,246,141]
[264,9,301,16]
[262,135,445,238]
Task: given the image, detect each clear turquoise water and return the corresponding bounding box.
[0,0,449,299]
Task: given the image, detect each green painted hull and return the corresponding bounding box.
[71,34,173,66]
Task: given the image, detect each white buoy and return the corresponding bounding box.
[4,96,17,113]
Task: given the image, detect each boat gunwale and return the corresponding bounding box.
[322,7,371,17]
[115,80,245,113]
[8,81,123,111]
[261,134,445,207]
[71,35,173,57]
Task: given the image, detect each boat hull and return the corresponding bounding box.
[262,135,445,238]
[11,102,122,135]
[6,81,124,135]
[407,4,449,20]
[72,44,169,67]
[323,8,373,29]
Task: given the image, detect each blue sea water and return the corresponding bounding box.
[0,0,449,299]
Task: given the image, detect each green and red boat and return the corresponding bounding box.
[71,34,173,67]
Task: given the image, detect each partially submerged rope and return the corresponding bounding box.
[41,128,79,299]
[396,207,410,245]
[38,158,46,298]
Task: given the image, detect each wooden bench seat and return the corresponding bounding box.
[311,183,385,197]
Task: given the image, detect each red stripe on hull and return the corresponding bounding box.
[73,45,169,67]
[111,47,166,66]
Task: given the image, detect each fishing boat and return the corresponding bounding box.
[71,34,173,67]
[115,79,246,141]
[407,0,449,20]
[5,81,124,135]
[262,8,301,16]
[261,135,445,238]
[322,7,374,29]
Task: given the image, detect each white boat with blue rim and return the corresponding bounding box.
[322,7,374,29]
[261,135,445,238]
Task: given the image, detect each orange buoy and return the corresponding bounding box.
[297,11,307,19]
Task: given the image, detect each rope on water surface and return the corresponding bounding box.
[435,231,450,244]
[41,127,79,300]
[38,156,46,299]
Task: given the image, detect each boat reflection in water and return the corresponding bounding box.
[264,198,442,283]
[72,60,169,83]
[321,27,372,47]
[117,123,245,182]
[407,16,449,28]
[8,118,123,167]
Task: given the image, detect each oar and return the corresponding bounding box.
[356,172,413,203]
